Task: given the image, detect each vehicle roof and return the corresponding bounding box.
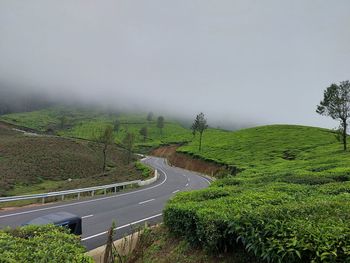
[25,212,81,225]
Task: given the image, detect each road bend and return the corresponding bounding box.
[0,156,210,250]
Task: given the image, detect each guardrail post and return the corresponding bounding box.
[0,179,149,205]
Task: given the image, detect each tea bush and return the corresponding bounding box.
[0,225,92,262]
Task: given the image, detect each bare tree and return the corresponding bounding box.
[139,126,148,142]
[123,132,135,164]
[59,115,67,129]
[157,116,164,136]
[98,125,114,173]
[192,112,208,151]
[113,119,120,133]
[317,81,350,151]
[146,112,153,122]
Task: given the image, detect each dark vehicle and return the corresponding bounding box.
[24,212,82,235]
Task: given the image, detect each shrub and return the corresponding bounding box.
[164,184,350,262]
[135,161,153,178]
[0,225,93,262]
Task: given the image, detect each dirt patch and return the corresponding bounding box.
[152,145,227,176]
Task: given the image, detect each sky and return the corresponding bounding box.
[0,0,349,129]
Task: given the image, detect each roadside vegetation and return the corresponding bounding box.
[0,224,92,262]
[127,225,258,263]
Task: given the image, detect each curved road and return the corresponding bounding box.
[0,156,210,250]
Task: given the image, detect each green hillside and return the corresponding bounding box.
[0,107,192,148]
[165,125,350,262]
[0,122,145,198]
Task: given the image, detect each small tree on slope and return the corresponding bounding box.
[317,80,350,151]
[157,116,165,136]
[192,112,208,152]
[98,125,114,173]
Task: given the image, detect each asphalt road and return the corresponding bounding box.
[0,156,210,250]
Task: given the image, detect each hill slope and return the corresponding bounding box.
[164,125,350,262]
[179,125,350,182]
[0,107,192,149]
[0,122,145,197]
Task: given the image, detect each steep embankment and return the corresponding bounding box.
[152,144,227,176]
[162,125,350,262]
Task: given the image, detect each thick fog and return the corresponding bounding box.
[1,0,350,129]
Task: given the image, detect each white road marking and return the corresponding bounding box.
[82,214,94,219]
[0,168,168,219]
[81,213,163,241]
[185,183,189,187]
[140,156,149,161]
[172,190,180,194]
[201,177,211,185]
[138,199,155,205]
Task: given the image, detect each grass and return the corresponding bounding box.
[0,107,193,149]
[0,122,145,198]
[129,225,258,263]
[164,125,350,262]
[179,125,348,179]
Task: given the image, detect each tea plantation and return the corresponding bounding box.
[165,125,350,262]
[0,107,192,148]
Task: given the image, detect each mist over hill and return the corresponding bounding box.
[0,86,254,131]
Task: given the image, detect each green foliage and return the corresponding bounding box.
[316,80,350,151]
[0,108,192,149]
[316,80,350,121]
[0,224,92,262]
[135,161,153,178]
[165,125,350,262]
[191,112,208,151]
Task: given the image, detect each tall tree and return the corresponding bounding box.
[139,126,148,142]
[157,116,165,136]
[317,80,350,151]
[123,132,135,164]
[192,112,208,151]
[147,112,153,122]
[98,125,114,173]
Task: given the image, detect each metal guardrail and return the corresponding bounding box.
[0,170,158,204]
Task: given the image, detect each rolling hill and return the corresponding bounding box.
[0,106,192,149]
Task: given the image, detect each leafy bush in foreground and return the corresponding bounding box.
[0,225,92,263]
[164,185,350,262]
